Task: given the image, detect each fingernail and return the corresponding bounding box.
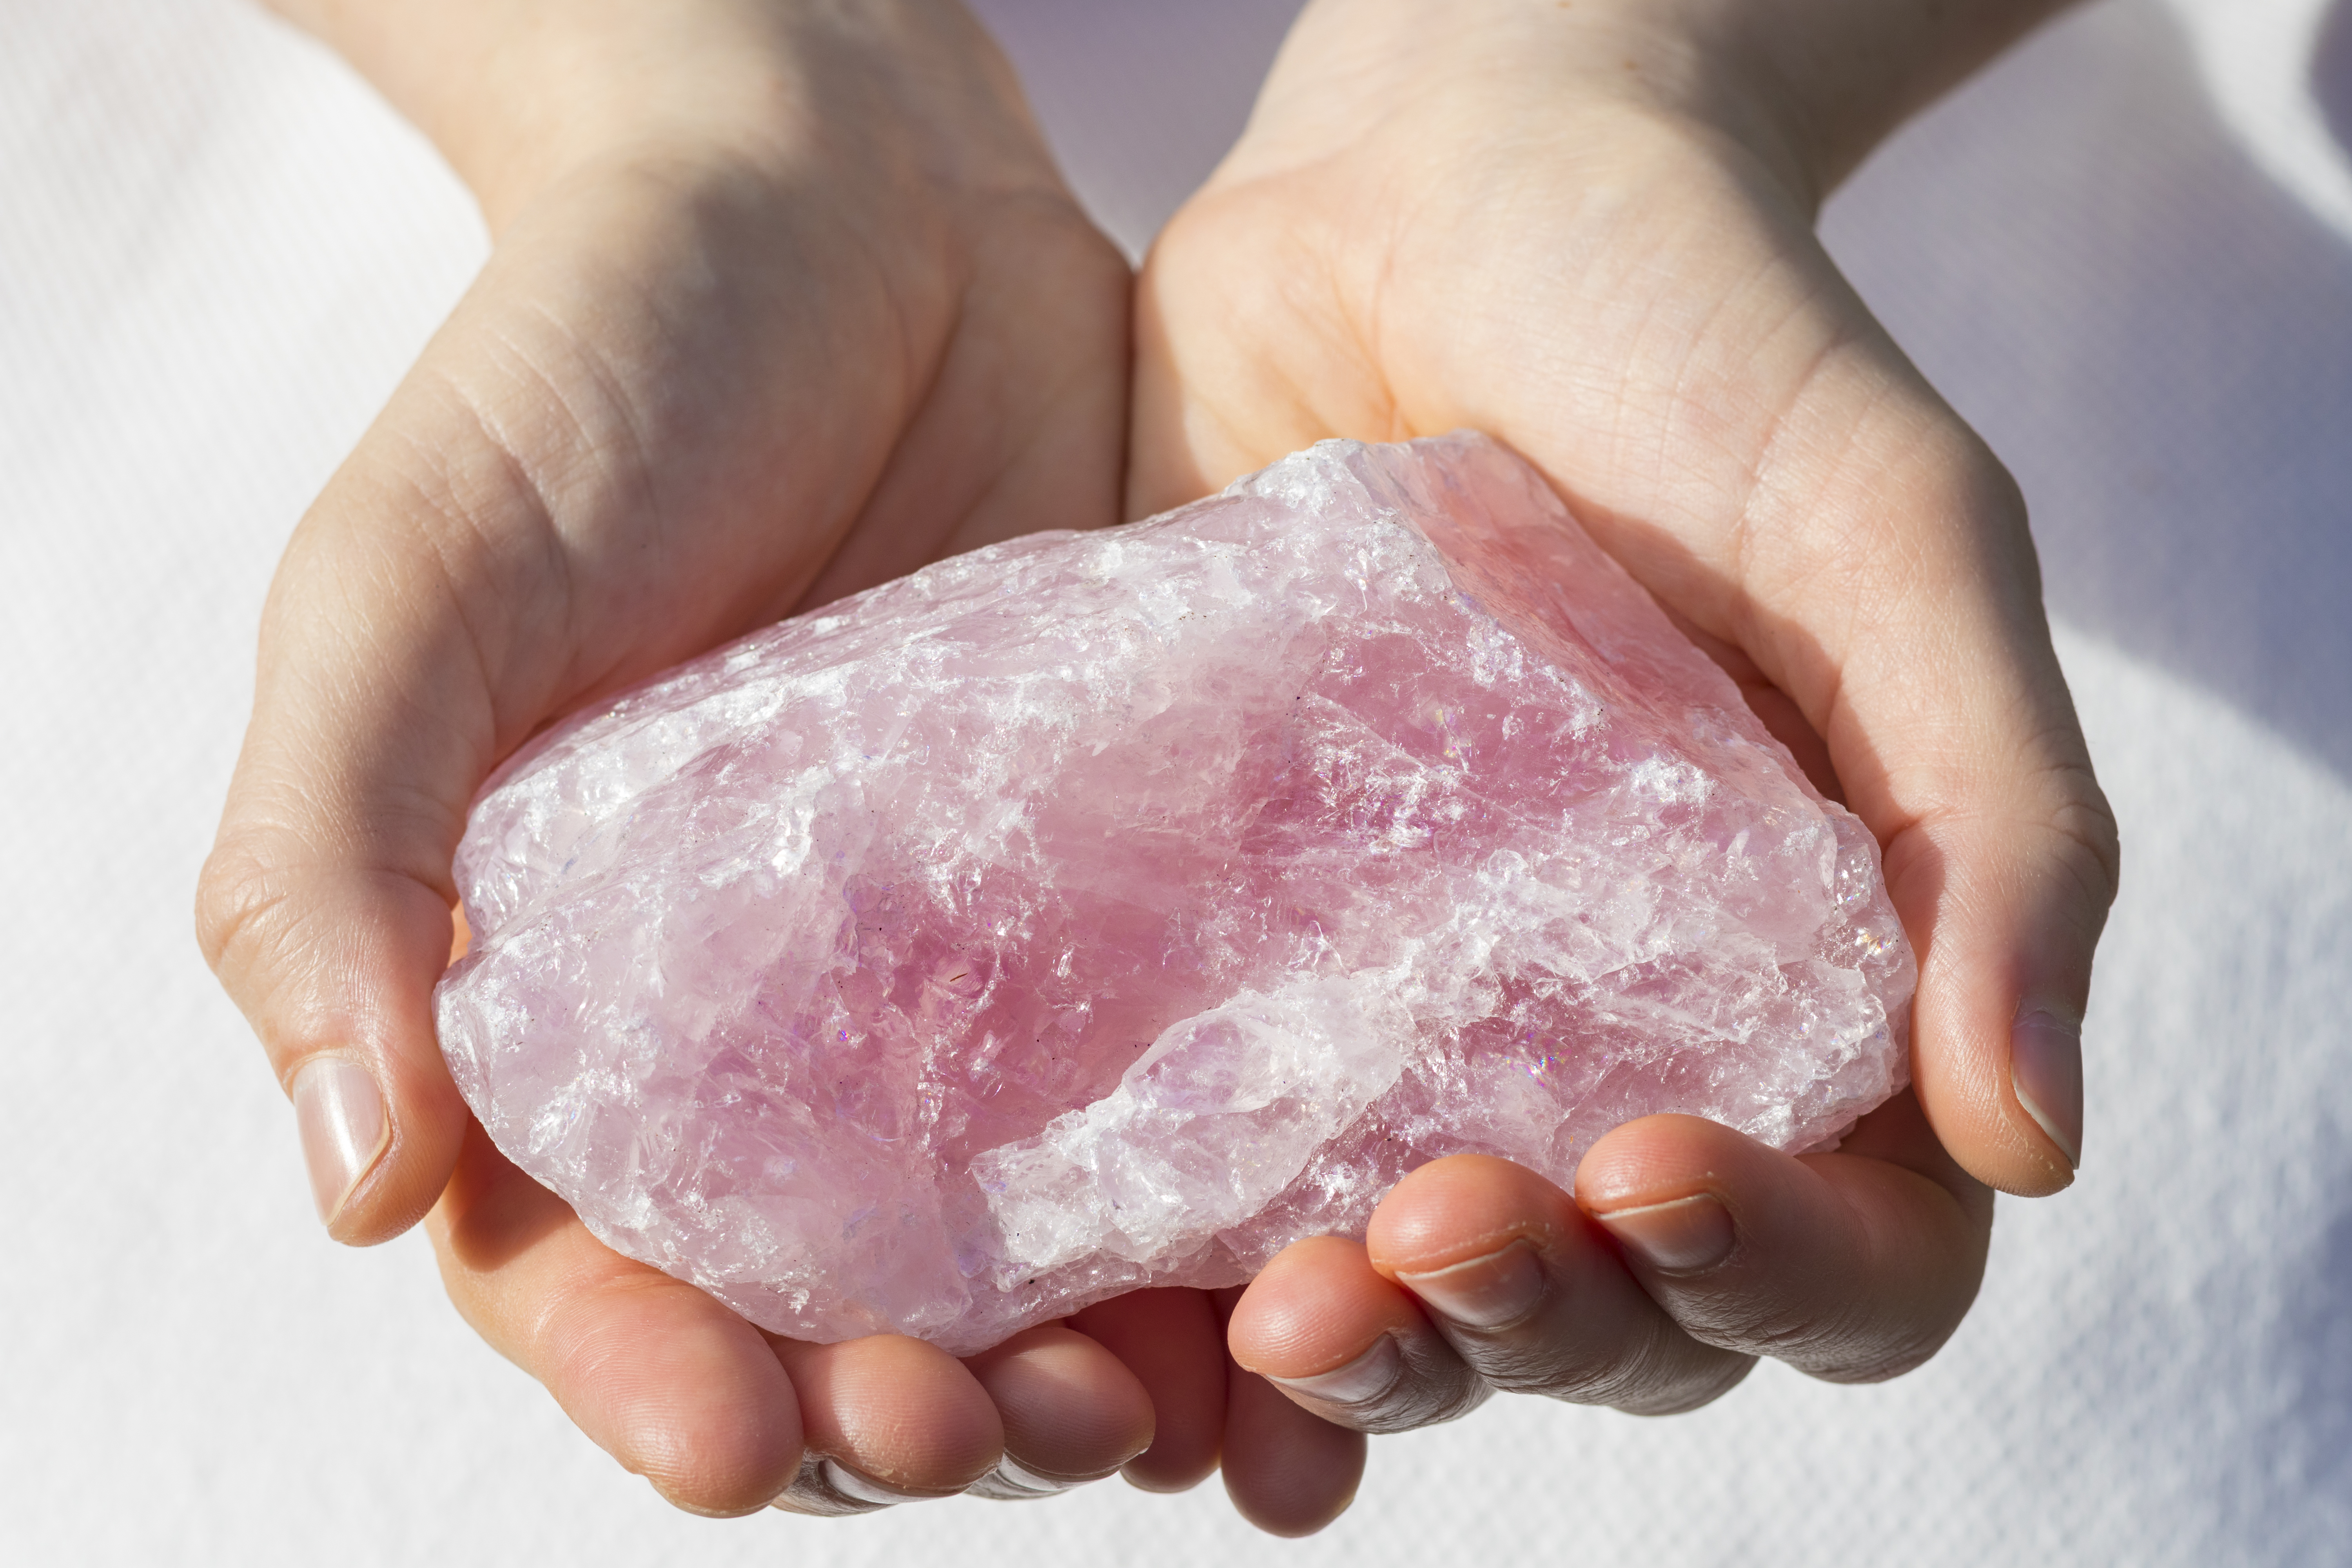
[1266,1333,1403,1406]
[292,1055,388,1225]
[1593,1193,1736,1274]
[1397,1242,1547,1330]
[2011,1009,2083,1169]
[820,1459,938,1506]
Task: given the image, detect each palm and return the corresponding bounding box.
[421,158,1128,761]
[1135,93,1878,628]
[1133,90,1907,882]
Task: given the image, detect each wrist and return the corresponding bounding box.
[263,0,1052,234]
[1668,0,2082,198]
[1246,0,2077,207]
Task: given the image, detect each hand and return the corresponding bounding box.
[199,0,1168,1514]
[1133,0,2115,1481]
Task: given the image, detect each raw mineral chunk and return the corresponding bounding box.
[435,434,1914,1355]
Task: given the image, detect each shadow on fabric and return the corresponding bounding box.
[1824,8,2352,1548]
[2278,1133,2352,1520]
[2316,0,2352,159]
[1826,0,2352,782]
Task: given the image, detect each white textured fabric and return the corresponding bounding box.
[2,1,2346,1562]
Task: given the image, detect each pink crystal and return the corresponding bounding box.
[435,434,1913,1355]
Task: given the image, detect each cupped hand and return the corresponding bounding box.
[1133,0,2114,1490]
[196,0,1186,1516]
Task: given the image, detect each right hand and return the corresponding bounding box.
[1131,0,2114,1495]
[200,0,1195,1516]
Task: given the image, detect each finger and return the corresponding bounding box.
[1686,365,2113,1197]
[1576,1099,1993,1382]
[1218,1359,1368,1538]
[425,1123,804,1515]
[1067,1289,1229,1492]
[1366,1155,1752,1415]
[763,1335,1004,1515]
[1226,1236,1490,1435]
[195,826,471,1243]
[957,1324,1155,1498]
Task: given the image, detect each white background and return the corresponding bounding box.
[3,1,2347,1562]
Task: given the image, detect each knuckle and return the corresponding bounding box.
[1656,1274,1883,1375]
[1876,415,2026,550]
[1713,1286,1965,1387]
[1466,1327,1633,1401]
[2040,759,2123,914]
[1690,1297,1831,1364]
[1298,1341,1492,1435]
[1609,1352,1756,1417]
[1459,1296,1710,1408]
[1468,1301,1753,1415]
[1741,373,2024,606]
[193,836,295,992]
[1793,1316,1957,1385]
[1318,1377,1491,1436]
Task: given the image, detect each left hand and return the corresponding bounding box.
[205,2,1388,1528]
[205,0,1174,1519]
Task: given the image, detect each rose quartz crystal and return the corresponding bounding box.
[435,434,1913,1355]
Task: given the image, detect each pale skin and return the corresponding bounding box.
[200,0,2113,1537]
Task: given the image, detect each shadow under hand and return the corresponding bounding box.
[1817,4,2352,1552]
[2316,0,2352,160]
[966,0,1306,260]
[1825,0,2352,781]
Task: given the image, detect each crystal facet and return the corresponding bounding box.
[435,434,1914,1355]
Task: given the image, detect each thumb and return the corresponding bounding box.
[1450,235,2118,1192]
[195,196,584,1241]
[198,844,472,1241]
[196,474,498,1239]
[1446,188,2120,1196]
[1729,374,2119,1196]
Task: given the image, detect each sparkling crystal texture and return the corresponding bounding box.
[436,434,1914,1354]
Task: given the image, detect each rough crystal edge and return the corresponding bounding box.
[435,431,1917,1356]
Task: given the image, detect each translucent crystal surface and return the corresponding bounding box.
[435,434,1914,1355]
